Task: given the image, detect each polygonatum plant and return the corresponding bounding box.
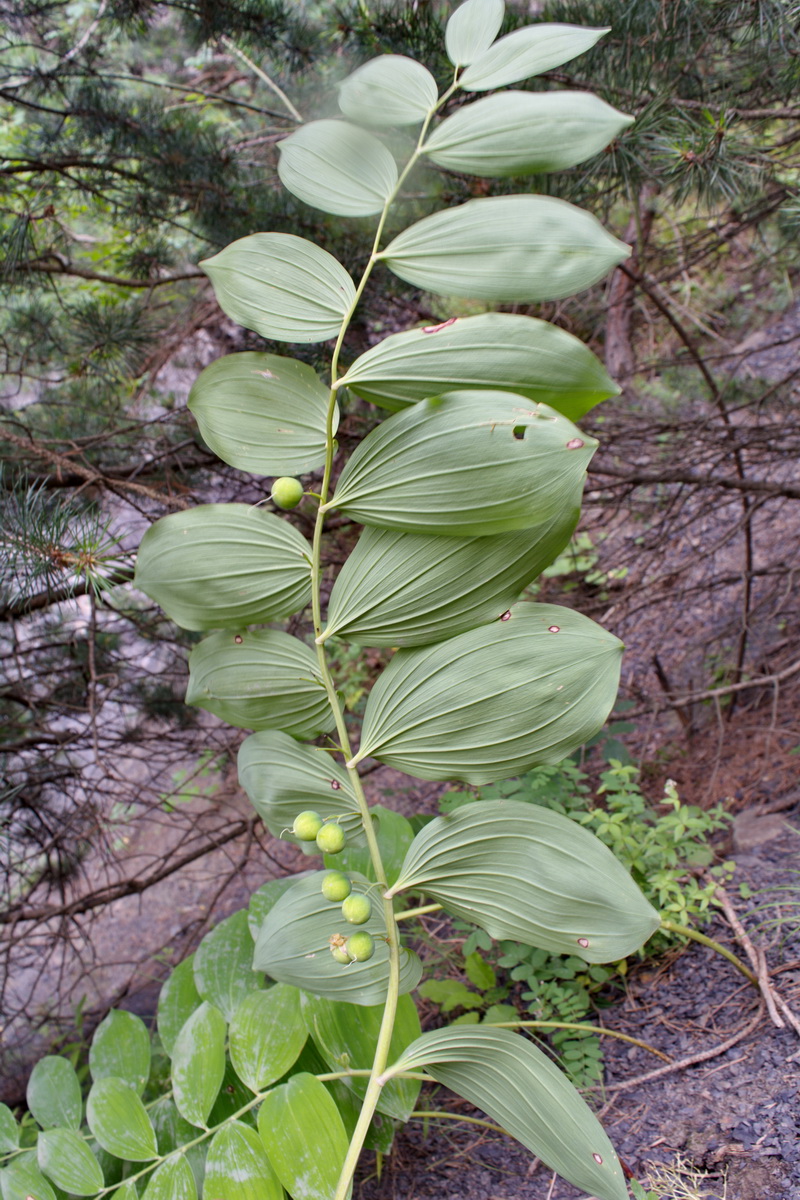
[1,4,662,1199]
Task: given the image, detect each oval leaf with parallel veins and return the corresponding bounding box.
[26,1056,82,1130]
[193,909,264,1021]
[0,1105,18,1153]
[238,730,363,846]
[386,799,660,960]
[378,195,629,302]
[445,0,505,65]
[204,1121,284,1200]
[188,352,334,476]
[171,1002,226,1128]
[258,1074,350,1200]
[142,1154,197,1200]
[337,311,618,419]
[186,629,332,736]
[89,1010,151,1095]
[229,985,306,1093]
[157,955,201,1057]
[253,873,422,1005]
[278,119,398,216]
[300,992,421,1121]
[460,23,608,91]
[338,55,438,127]
[0,1152,57,1200]
[383,1026,627,1200]
[424,90,634,177]
[320,508,579,647]
[38,1128,104,1197]
[86,1077,158,1162]
[350,603,623,783]
[135,504,311,632]
[200,233,355,343]
[325,391,595,536]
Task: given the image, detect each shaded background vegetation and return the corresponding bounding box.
[1,0,799,1098]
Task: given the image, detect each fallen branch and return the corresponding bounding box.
[715,886,800,1035]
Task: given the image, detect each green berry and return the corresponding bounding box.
[341,894,371,925]
[292,810,323,841]
[330,945,351,965]
[345,932,375,962]
[272,477,304,509]
[321,870,352,902]
[316,822,346,854]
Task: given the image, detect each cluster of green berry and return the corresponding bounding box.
[291,810,375,965]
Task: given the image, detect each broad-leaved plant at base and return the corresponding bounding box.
[0,4,662,1199]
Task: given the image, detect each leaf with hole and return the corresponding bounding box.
[86,1077,158,1161]
[300,991,421,1120]
[350,603,623,783]
[327,391,594,536]
[320,507,579,647]
[186,629,332,736]
[204,1121,284,1200]
[238,731,362,848]
[379,195,628,301]
[157,954,202,1057]
[460,23,608,90]
[445,0,505,65]
[135,504,311,631]
[89,1010,150,1095]
[278,120,398,216]
[258,1074,351,1200]
[26,1056,82,1130]
[37,1128,104,1196]
[337,311,618,419]
[201,234,355,344]
[387,799,660,959]
[423,91,633,176]
[229,984,306,1092]
[188,351,334,476]
[384,1026,627,1200]
[253,872,422,1004]
[171,1001,226,1128]
[338,56,437,126]
[194,909,264,1021]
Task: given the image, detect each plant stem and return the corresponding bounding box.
[483,1021,671,1061]
[660,918,758,984]
[395,902,444,921]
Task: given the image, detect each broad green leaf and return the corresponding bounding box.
[0,1152,57,1200]
[142,1154,197,1200]
[350,602,622,783]
[89,1010,150,1095]
[207,1059,256,1129]
[324,806,414,887]
[238,731,362,848]
[300,991,421,1120]
[326,392,595,536]
[135,504,311,631]
[379,195,629,301]
[149,1096,201,1160]
[384,1026,627,1200]
[278,120,398,216]
[424,91,633,177]
[0,1105,18,1152]
[229,984,306,1092]
[465,951,496,989]
[460,23,608,91]
[186,629,332,737]
[110,1184,138,1200]
[338,56,438,127]
[417,978,482,1012]
[200,233,355,344]
[38,1128,104,1196]
[205,1121,283,1200]
[86,1077,158,1161]
[253,872,422,1005]
[26,1056,82,1130]
[171,1002,226,1128]
[446,0,505,65]
[320,511,579,647]
[248,873,315,940]
[188,351,334,476]
[194,910,263,1021]
[257,1074,349,1200]
[387,799,660,960]
[337,311,618,418]
[156,954,201,1057]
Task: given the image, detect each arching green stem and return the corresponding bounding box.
[660,918,757,984]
